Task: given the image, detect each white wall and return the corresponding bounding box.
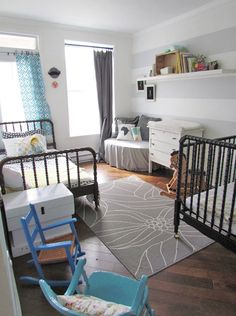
[0,214,22,316]
[0,16,132,150]
[131,0,236,138]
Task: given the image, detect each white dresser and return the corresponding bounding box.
[148,120,204,172]
[3,183,75,257]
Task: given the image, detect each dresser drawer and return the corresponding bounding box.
[150,140,179,153]
[150,129,179,145]
[149,150,171,168]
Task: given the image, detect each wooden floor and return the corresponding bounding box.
[13,162,236,316]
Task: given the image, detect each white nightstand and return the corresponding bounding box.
[3,183,75,257]
[148,120,204,172]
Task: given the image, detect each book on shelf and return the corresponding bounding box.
[187,57,197,72]
[179,52,196,73]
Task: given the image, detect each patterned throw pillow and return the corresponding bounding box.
[57,294,130,316]
[113,116,139,137]
[131,126,142,141]
[2,129,45,139]
[17,134,47,156]
[116,124,135,141]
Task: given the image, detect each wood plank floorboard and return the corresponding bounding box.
[12,162,236,316]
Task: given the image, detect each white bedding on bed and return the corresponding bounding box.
[1,154,93,191]
[185,182,236,235]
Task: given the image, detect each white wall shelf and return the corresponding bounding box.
[137,69,236,82]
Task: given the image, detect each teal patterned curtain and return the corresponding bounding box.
[16,53,51,122]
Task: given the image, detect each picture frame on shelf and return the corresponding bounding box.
[136,79,145,92]
[145,84,155,101]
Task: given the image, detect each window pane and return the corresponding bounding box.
[65,45,100,136]
[0,61,25,122]
[0,34,37,50]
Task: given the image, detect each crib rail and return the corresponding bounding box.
[175,135,236,252]
[0,147,98,204]
[0,119,56,152]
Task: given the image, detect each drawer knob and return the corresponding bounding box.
[41,207,45,215]
[172,137,177,140]
[151,143,155,146]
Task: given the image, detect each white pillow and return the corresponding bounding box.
[2,138,21,156]
[116,124,135,141]
[3,134,47,157]
[2,166,24,190]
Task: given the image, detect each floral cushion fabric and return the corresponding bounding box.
[17,134,47,156]
[57,294,130,316]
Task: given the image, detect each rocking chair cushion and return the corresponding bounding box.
[57,294,131,316]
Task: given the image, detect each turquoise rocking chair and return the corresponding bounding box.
[39,258,155,316]
[20,204,85,287]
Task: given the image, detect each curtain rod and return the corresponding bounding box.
[0,50,39,55]
[65,43,113,50]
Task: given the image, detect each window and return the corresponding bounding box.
[0,58,25,122]
[0,33,37,50]
[0,33,38,122]
[65,42,112,137]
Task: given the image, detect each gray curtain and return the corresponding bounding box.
[94,50,113,161]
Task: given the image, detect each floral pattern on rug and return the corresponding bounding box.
[76,176,213,279]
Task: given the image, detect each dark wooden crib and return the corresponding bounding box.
[0,119,99,207]
[174,135,236,252]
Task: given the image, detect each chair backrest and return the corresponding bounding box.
[84,271,147,307]
[20,204,46,254]
[39,258,154,316]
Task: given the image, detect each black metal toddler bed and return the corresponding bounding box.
[174,135,236,252]
[0,119,99,208]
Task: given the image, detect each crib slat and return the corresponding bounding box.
[189,143,197,215]
[183,139,191,202]
[55,154,60,183]
[66,152,71,188]
[20,159,27,190]
[44,155,49,185]
[32,156,38,188]
[76,151,81,188]
[196,142,206,219]
[210,145,222,229]
[203,144,213,223]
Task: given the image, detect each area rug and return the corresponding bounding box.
[76,176,213,279]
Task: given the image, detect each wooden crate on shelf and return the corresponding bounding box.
[155,51,181,75]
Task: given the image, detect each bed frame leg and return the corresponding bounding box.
[94,187,100,209]
[174,199,181,239]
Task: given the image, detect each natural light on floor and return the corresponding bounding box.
[65,44,100,137]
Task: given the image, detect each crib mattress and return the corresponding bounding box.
[2,154,93,192]
[185,182,236,235]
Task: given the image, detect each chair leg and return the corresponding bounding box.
[145,302,155,316]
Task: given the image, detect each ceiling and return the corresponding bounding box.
[0,0,218,34]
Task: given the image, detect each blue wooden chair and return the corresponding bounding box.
[39,258,155,316]
[20,203,85,287]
